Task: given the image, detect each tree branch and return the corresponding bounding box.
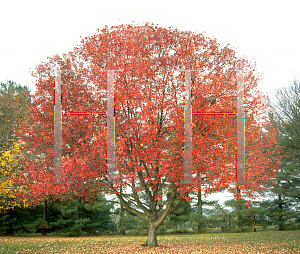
[154,184,178,228]
[114,190,150,222]
[131,178,152,217]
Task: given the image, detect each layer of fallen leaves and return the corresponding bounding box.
[0,230,299,253]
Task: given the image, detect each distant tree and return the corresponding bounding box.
[189,196,217,233]
[266,79,300,230]
[270,79,300,203]
[225,198,259,232]
[0,205,37,235]
[166,193,192,233]
[116,207,148,235]
[0,142,26,211]
[204,201,229,231]
[0,80,31,152]
[0,81,31,212]
[49,194,114,236]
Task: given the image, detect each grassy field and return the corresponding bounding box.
[0,230,299,253]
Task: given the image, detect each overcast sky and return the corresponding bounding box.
[1,0,299,96]
[1,0,299,204]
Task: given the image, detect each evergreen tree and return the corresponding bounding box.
[49,194,114,236]
[189,198,217,233]
[263,79,300,230]
[116,208,148,235]
[165,193,192,233]
[0,205,39,235]
[224,198,253,232]
[205,201,230,232]
[270,80,300,203]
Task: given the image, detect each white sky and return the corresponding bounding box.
[1,0,299,96]
[1,0,299,205]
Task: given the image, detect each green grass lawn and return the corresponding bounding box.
[0,230,299,253]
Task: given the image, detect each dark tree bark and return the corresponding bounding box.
[115,182,182,247]
[278,194,284,231]
[119,203,126,235]
[146,221,158,247]
[6,209,14,235]
[197,188,205,232]
[236,187,243,231]
[41,199,48,235]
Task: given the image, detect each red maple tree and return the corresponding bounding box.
[14,23,281,246]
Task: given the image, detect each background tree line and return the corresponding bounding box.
[1,190,299,236]
[0,78,299,235]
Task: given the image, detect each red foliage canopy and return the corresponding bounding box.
[14,23,281,205]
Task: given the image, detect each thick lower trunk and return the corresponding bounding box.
[146,222,158,247]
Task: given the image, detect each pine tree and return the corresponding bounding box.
[165,193,192,233]
[49,194,113,236]
[264,79,300,230]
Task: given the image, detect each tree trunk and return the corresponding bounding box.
[119,186,126,235]
[253,215,256,232]
[119,203,126,235]
[42,199,47,235]
[7,223,13,235]
[229,214,231,233]
[278,194,284,231]
[253,214,256,232]
[236,187,243,231]
[6,209,14,235]
[146,222,158,247]
[78,196,81,219]
[197,189,205,232]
